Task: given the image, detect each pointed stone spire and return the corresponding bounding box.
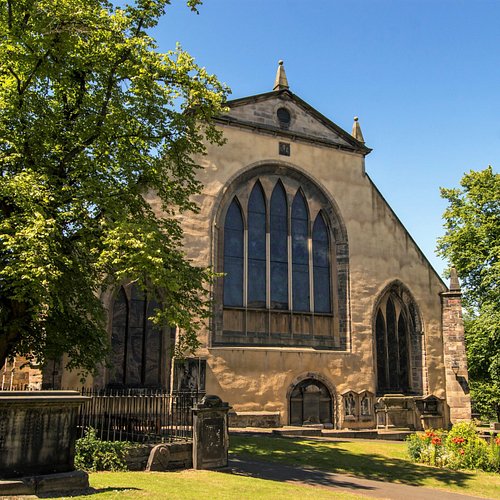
[351,116,365,143]
[273,60,289,91]
[449,267,461,291]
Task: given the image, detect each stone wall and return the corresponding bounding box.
[229,410,281,428]
[0,357,42,391]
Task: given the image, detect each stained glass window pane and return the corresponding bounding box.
[248,184,266,307]
[398,316,409,392]
[313,213,331,313]
[292,192,309,311]
[144,299,161,386]
[109,287,128,385]
[376,310,387,392]
[270,183,288,309]
[386,299,399,390]
[224,198,244,307]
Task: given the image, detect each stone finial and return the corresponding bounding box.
[351,116,365,143]
[273,60,289,91]
[449,267,461,291]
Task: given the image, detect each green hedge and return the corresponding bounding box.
[75,428,133,472]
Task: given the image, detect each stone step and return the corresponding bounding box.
[273,427,323,437]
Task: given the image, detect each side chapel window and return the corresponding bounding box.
[375,286,421,395]
[109,284,164,388]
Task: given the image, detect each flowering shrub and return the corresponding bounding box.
[406,429,446,467]
[407,422,500,472]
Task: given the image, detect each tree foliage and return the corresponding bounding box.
[0,0,229,375]
[437,166,500,420]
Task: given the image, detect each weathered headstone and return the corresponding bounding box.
[192,395,230,470]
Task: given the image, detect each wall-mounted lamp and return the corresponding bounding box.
[451,360,460,377]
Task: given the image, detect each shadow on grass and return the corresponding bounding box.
[37,487,141,498]
[229,436,476,489]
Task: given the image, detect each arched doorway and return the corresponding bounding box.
[289,379,333,425]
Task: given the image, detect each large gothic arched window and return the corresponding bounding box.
[216,169,349,350]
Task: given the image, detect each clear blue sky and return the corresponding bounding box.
[152,0,500,278]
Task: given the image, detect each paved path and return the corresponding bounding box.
[228,456,492,500]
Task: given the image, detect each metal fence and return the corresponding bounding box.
[78,389,202,443]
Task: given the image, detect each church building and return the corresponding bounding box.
[4,62,471,430]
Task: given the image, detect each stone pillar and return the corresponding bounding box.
[440,268,471,424]
[192,395,230,470]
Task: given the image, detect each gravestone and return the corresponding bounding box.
[0,391,88,478]
[192,395,230,469]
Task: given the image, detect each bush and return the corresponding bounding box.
[407,422,500,472]
[75,428,132,472]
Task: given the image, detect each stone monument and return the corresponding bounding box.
[192,395,230,470]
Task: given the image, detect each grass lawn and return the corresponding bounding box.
[230,435,500,499]
[69,470,366,499]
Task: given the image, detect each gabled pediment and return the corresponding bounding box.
[216,89,371,155]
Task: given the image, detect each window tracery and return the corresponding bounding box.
[214,167,349,349]
[374,284,423,395]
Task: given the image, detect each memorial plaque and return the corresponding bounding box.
[173,358,206,392]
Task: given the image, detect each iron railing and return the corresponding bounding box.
[78,388,202,443]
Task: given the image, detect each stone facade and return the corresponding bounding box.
[48,65,471,430]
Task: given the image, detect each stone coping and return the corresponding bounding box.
[230,411,280,416]
[0,390,88,404]
[209,346,352,354]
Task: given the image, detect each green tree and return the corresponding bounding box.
[437,166,500,420]
[0,0,229,375]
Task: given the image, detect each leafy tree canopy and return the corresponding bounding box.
[437,166,500,420]
[0,0,229,375]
